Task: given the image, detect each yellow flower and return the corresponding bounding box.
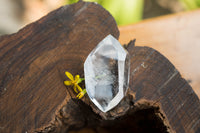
[64,71,86,99]
[64,71,82,93]
[77,89,87,99]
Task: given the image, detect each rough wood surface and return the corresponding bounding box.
[0,1,119,132]
[127,45,200,133]
[0,1,200,133]
[119,10,200,98]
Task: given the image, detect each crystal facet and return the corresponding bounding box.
[84,34,130,112]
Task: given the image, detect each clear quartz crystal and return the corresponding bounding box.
[84,34,130,112]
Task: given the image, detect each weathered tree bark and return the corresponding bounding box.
[0,1,199,133]
[119,9,200,97]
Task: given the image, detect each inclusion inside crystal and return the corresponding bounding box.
[84,34,130,112]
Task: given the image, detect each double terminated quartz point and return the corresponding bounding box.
[84,34,130,112]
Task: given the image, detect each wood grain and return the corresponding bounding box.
[0,1,199,133]
[0,1,118,132]
[119,9,200,98]
[127,46,200,133]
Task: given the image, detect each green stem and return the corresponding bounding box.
[78,78,85,84]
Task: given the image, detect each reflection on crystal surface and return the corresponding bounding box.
[84,34,130,112]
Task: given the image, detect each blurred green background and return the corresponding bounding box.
[66,0,200,25]
[67,0,144,25]
[0,0,200,35]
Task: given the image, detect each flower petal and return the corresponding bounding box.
[77,92,83,99]
[74,75,80,83]
[76,89,86,99]
[73,85,78,93]
[64,80,72,86]
[76,85,83,92]
[65,71,74,81]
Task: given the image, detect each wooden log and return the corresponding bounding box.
[0,1,118,132]
[119,10,200,98]
[0,1,199,133]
